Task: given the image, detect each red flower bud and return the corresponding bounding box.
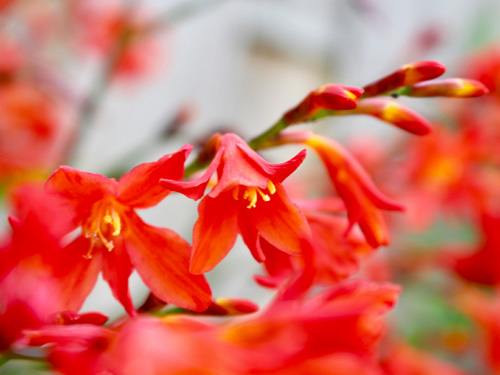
[408,78,489,98]
[283,84,363,124]
[363,60,446,97]
[354,98,432,135]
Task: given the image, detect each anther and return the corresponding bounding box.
[267,180,276,195]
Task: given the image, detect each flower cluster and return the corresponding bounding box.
[0,2,497,375]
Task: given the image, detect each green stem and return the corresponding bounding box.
[247,118,289,150]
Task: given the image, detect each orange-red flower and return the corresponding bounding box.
[273,131,404,247]
[46,146,212,315]
[0,81,74,181]
[160,133,310,274]
[255,207,375,291]
[24,280,399,375]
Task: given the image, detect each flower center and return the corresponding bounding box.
[81,199,122,259]
[233,180,276,209]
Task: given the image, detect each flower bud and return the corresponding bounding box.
[354,98,432,135]
[283,84,363,124]
[408,78,489,98]
[363,60,446,97]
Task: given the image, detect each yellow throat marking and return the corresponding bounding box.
[82,202,122,259]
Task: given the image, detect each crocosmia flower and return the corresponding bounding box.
[273,131,403,248]
[46,145,212,315]
[160,133,310,274]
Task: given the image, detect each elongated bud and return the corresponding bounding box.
[283,84,363,124]
[363,60,446,97]
[407,78,489,98]
[353,98,432,135]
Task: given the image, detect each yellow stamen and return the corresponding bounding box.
[111,209,121,236]
[236,180,277,209]
[81,201,122,258]
[103,209,113,224]
[267,180,276,195]
[257,189,270,202]
[244,187,258,209]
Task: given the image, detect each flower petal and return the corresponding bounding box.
[237,211,266,262]
[118,144,193,208]
[101,235,135,316]
[235,139,306,184]
[53,236,103,311]
[190,192,239,274]
[159,146,224,200]
[125,212,212,312]
[248,184,310,255]
[45,166,118,223]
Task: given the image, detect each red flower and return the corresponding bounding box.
[273,131,404,247]
[255,207,375,291]
[46,145,212,315]
[0,82,74,181]
[160,133,310,274]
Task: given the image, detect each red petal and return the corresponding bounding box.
[190,193,239,274]
[307,135,404,211]
[159,146,224,200]
[125,212,212,312]
[118,144,192,208]
[237,211,266,262]
[45,167,118,223]
[101,235,135,316]
[248,184,310,255]
[235,139,306,183]
[53,236,103,311]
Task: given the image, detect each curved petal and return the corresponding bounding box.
[118,144,193,208]
[101,235,135,316]
[159,146,224,201]
[249,184,310,255]
[45,166,118,223]
[190,193,239,274]
[53,236,103,311]
[234,139,306,183]
[211,145,270,196]
[125,212,212,312]
[237,210,265,262]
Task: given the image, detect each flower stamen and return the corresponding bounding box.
[82,202,122,258]
[236,180,277,209]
